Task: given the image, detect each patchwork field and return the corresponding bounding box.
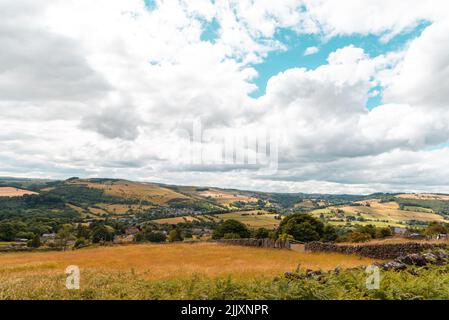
[212,211,281,229]
[152,215,203,225]
[312,199,445,226]
[68,179,190,205]
[396,193,449,201]
[0,187,37,197]
[152,210,281,229]
[196,189,258,205]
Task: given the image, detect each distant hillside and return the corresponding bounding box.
[1,177,449,229]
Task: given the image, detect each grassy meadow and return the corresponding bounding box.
[1,242,449,299]
[0,243,380,299]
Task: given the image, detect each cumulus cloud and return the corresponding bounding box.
[1,0,449,194]
[382,21,449,109]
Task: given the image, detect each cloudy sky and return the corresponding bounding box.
[1,0,449,194]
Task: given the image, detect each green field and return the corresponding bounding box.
[311,199,445,227]
[210,211,281,229]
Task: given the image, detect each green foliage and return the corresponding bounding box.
[346,231,371,243]
[27,234,41,248]
[278,233,294,241]
[146,231,167,243]
[55,224,76,249]
[425,222,448,235]
[212,220,250,239]
[277,214,325,242]
[223,233,241,239]
[168,229,184,242]
[91,225,114,243]
[322,225,338,242]
[253,228,270,239]
[74,237,87,248]
[396,198,449,215]
[354,224,376,238]
[376,227,393,239]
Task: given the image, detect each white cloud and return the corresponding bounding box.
[0,0,449,194]
[382,21,449,109]
[304,46,319,56]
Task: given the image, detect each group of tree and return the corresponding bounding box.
[337,224,393,243]
[209,213,407,244]
[211,214,339,242]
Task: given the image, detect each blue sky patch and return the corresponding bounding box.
[201,18,220,43]
[144,0,157,11]
[248,21,431,110]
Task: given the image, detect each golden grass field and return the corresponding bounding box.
[0,243,377,281]
[0,187,37,197]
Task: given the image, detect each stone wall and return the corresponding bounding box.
[218,238,291,249]
[305,241,449,259]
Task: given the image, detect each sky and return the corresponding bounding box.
[1,0,449,194]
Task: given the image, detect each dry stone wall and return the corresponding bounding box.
[218,238,291,249]
[305,241,448,259]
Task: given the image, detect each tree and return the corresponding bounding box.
[355,224,376,238]
[322,225,338,242]
[0,222,17,241]
[28,234,41,248]
[91,225,114,243]
[212,220,250,239]
[253,228,270,239]
[55,224,76,250]
[277,214,325,242]
[223,232,241,239]
[375,227,392,239]
[76,224,91,239]
[425,222,448,236]
[135,233,145,242]
[146,231,167,243]
[347,231,371,243]
[74,237,87,248]
[168,228,184,242]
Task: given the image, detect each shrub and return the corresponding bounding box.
[27,234,41,248]
[74,237,87,248]
[223,233,241,239]
[253,228,270,239]
[277,214,325,242]
[212,220,250,239]
[146,231,167,243]
[375,227,393,239]
[425,222,448,236]
[322,225,338,242]
[346,231,371,243]
[91,225,114,243]
[168,229,183,242]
